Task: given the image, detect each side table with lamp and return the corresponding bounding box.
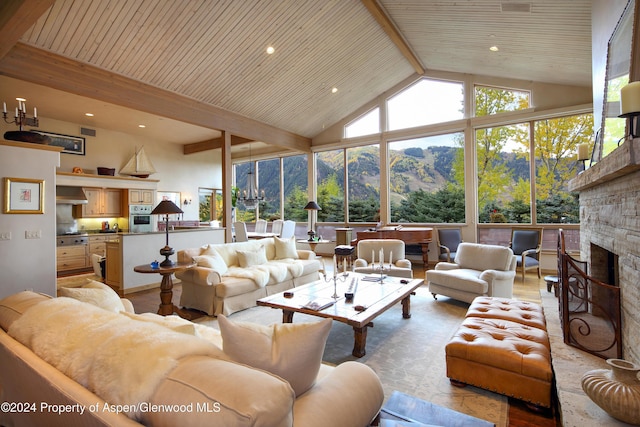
[133,200,200,319]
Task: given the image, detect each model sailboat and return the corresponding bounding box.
[120,146,156,178]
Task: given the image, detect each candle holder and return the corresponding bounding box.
[2,99,50,144]
[375,260,390,283]
[323,271,348,299]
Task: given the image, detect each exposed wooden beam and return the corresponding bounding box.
[0,0,54,60]
[0,43,311,153]
[361,0,425,75]
[183,135,253,155]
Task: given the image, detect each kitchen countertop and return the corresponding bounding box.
[82,227,224,236]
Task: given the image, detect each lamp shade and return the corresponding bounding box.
[304,201,321,211]
[151,200,184,215]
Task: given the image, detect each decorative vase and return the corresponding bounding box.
[581,358,640,425]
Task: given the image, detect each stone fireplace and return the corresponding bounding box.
[569,138,640,365]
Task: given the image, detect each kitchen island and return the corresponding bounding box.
[105,227,224,295]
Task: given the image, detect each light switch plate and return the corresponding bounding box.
[0,232,11,241]
[25,230,42,239]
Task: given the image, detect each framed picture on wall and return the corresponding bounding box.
[40,131,85,155]
[3,177,44,214]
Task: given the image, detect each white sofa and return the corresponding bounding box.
[176,238,322,316]
[353,239,413,278]
[426,242,516,303]
[0,290,384,427]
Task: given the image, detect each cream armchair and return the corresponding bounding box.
[354,239,413,278]
[427,242,516,303]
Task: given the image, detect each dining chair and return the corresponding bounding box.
[280,220,296,238]
[271,219,284,236]
[436,228,463,262]
[510,228,543,281]
[255,219,267,233]
[233,221,248,242]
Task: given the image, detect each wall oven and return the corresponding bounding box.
[129,204,154,233]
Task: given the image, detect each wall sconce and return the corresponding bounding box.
[619,81,640,138]
[183,198,192,206]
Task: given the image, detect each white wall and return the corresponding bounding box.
[0,142,60,298]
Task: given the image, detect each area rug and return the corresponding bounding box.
[194,285,508,426]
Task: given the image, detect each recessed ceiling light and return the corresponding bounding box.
[138,124,146,128]
[85,113,94,117]
[331,87,338,94]
[266,46,275,54]
[490,46,499,52]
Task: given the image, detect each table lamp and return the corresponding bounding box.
[304,201,321,241]
[151,200,184,267]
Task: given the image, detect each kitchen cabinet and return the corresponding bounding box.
[128,189,155,205]
[56,245,88,271]
[89,234,118,257]
[105,240,122,291]
[76,188,123,217]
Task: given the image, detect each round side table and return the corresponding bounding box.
[134,261,196,319]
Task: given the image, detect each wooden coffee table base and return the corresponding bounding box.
[279,290,417,357]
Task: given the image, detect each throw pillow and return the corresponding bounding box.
[218,315,332,396]
[274,236,299,260]
[58,280,126,313]
[236,247,268,268]
[193,254,228,275]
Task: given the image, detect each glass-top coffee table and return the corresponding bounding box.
[257,273,424,357]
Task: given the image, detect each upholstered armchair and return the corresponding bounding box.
[354,239,413,278]
[436,228,463,262]
[510,228,543,281]
[426,242,516,303]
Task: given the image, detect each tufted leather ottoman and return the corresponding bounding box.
[445,296,553,408]
[465,296,547,329]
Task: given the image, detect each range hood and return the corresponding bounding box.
[56,186,88,204]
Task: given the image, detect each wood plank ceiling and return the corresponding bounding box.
[0,0,592,153]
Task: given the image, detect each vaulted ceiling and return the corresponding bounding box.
[0,0,592,156]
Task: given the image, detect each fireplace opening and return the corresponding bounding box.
[590,243,619,287]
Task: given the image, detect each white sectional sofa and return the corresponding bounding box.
[176,238,322,316]
[0,290,384,427]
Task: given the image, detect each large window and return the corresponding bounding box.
[387,78,464,131]
[345,108,379,138]
[475,85,530,116]
[476,114,592,225]
[316,150,345,222]
[476,123,531,223]
[390,134,465,223]
[347,144,380,222]
[257,158,280,220]
[534,114,592,223]
[283,155,308,221]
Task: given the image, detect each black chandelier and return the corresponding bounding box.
[237,144,264,209]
